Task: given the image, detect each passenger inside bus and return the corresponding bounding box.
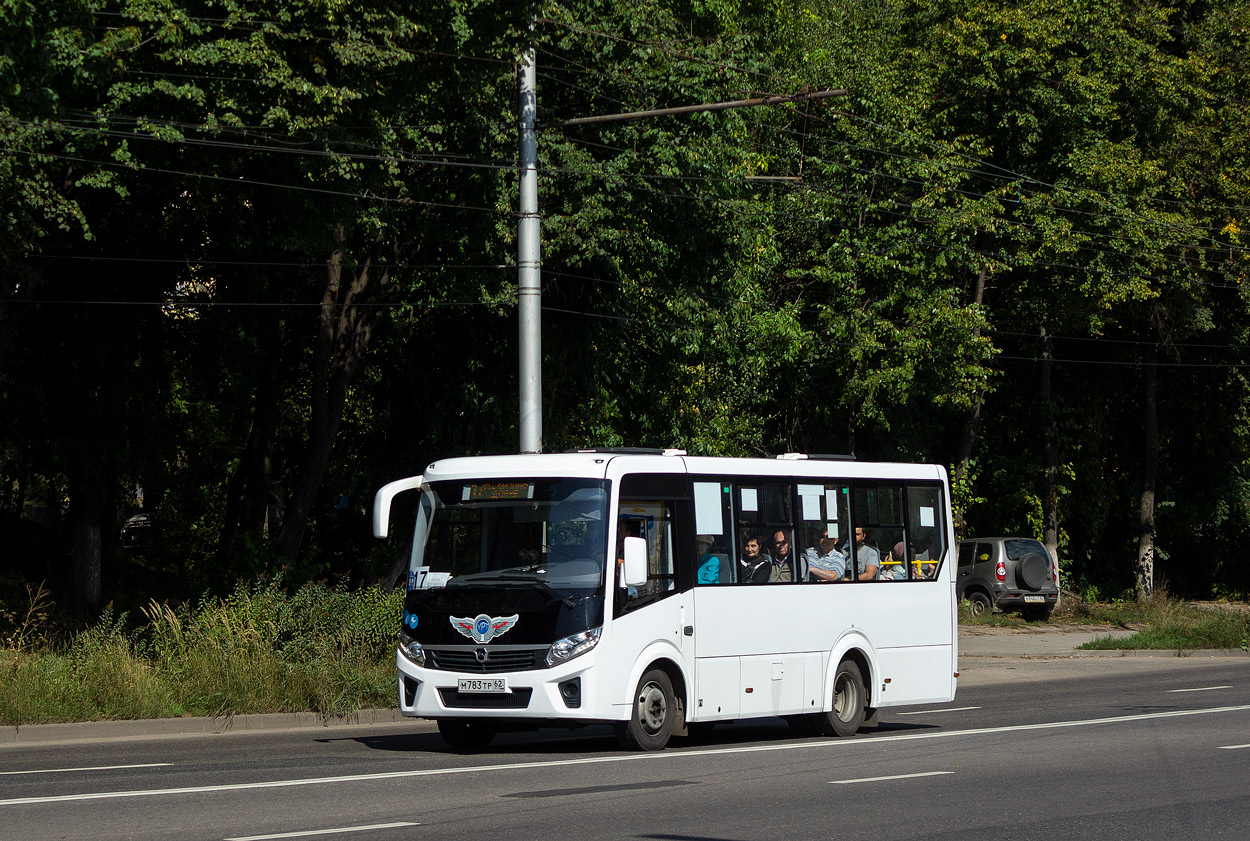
[852,527,880,580]
[737,534,772,584]
[804,536,846,582]
[880,541,911,580]
[696,534,721,584]
[771,529,797,582]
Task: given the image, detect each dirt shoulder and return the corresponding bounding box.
[956,615,1249,687]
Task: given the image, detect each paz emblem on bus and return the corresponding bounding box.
[451,613,519,644]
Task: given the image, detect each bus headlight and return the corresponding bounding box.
[546,627,602,667]
[399,640,426,668]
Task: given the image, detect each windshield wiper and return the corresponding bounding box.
[490,570,577,608]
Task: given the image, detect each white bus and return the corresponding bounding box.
[373,449,958,751]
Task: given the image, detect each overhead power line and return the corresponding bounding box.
[540,88,849,129]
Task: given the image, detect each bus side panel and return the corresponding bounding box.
[858,581,954,650]
[691,587,835,720]
[739,653,817,717]
[870,644,956,707]
[694,656,740,720]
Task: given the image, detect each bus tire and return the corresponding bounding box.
[437,719,497,752]
[614,668,675,751]
[815,659,866,738]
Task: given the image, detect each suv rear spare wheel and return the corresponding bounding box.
[1017,552,1050,590]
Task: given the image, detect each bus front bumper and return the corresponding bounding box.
[396,649,611,721]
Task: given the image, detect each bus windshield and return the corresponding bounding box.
[412,477,609,591]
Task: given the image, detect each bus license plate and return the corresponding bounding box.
[1023,595,1045,603]
[458,678,508,694]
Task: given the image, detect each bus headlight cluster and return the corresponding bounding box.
[546,626,602,667]
[399,639,426,668]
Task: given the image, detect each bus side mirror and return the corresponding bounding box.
[622,536,648,588]
[372,475,423,538]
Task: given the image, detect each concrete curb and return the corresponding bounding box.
[959,648,1250,659]
[1,707,429,747]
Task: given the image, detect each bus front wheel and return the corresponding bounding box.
[437,719,497,752]
[814,659,866,738]
[615,668,675,751]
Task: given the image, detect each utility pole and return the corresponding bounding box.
[517,49,542,454]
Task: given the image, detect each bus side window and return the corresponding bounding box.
[693,480,734,585]
[796,483,849,582]
[615,500,677,615]
[851,484,904,581]
[906,485,946,579]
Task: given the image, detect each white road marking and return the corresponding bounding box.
[1217,743,1250,750]
[0,763,171,776]
[224,822,419,840]
[2,704,1247,807]
[830,771,953,784]
[1167,686,1232,693]
[896,706,981,716]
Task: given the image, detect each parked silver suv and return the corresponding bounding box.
[957,537,1059,620]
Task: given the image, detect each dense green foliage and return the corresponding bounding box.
[0,580,402,725]
[2,0,1248,616]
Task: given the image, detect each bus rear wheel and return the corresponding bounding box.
[814,659,866,738]
[437,719,497,752]
[614,668,675,751]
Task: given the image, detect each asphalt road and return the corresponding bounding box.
[2,643,1247,841]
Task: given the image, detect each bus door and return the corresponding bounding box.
[687,479,743,719]
[611,477,693,708]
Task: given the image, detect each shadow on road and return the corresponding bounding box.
[320,715,938,756]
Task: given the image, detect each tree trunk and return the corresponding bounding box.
[67,455,104,606]
[951,265,990,537]
[274,230,395,563]
[219,315,285,552]
[1040,328,1059,564]
[1136,347,1159,601]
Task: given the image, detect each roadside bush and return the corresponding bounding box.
[0,580,403,726]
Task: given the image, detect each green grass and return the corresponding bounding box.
[960,591,1250,652]
[1078,606,1250,652]
[0,580,403,728]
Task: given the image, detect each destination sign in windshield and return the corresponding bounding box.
[464,482,535,501]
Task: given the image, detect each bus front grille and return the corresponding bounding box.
[438,687,533,709]
[427,647,544,673]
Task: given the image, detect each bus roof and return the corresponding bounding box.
[419,452,947,484]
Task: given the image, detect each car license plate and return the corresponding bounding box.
[1023,595,1045,603]
[458,678,508,694]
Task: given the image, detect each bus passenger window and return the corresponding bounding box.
[906,485,947,578]
[796,483,849,583]
[693,480,734,585]
[615,500,678,615]
[851,484,904,581]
